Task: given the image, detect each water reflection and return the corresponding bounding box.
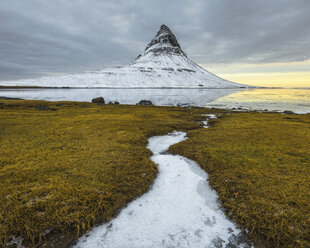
[0,88,242,107]
[0,88,309,113]
[205,89,310,113]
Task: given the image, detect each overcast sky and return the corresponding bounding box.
[1,0,310,85]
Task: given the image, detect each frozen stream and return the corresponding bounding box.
[74,120,249,248]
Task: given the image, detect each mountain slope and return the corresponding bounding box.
[1,25,247,88]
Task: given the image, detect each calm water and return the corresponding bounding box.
[1,88,309,113]
[205,88,310,113]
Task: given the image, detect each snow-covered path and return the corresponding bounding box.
[74,129,249,248]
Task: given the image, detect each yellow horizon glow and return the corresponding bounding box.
[200,60,310,88]
[219,72,310,88]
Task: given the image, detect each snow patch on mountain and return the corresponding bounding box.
[1,25,248,88]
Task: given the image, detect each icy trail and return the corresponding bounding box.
[74,122,249,248]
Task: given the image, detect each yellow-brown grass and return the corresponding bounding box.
[1,99,309,247]
[0,99,213,247]
[170,112,310,247]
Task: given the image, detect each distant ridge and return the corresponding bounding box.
[1,25,248,88]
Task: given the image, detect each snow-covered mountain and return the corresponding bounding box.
[2,25,248,88]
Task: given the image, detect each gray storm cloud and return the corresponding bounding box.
[0,0,309,80]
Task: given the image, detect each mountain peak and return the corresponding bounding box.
[143,24,186,57]
[156,24,175,39]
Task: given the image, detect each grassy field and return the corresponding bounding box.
[0,99,309,247]
[170,112,310,247]
[0,99,212,247]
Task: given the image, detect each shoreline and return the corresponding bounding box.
[0,95,307,114]
[0,85,251,89]
[1,84,310,89]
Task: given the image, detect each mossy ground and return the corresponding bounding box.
[170,112,310,247]
[0,99,213,247]
[1,100,309,248]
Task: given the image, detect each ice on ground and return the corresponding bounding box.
[202,114,217,128]
[74,131,249,248]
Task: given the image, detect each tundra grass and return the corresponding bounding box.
[170,112,310,247]
[0,99,213,247]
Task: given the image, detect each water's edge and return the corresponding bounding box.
[1,88,309,113]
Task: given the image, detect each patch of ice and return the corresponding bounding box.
[202,114,217,128]
[6,235,24,248]
[74,131,250,248]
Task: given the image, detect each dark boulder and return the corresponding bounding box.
[283,110,294,115]
[92,97,105,104]
[108,101,120,105]
[138,100,153,106]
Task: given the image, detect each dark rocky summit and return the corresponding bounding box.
[136,24,186,59]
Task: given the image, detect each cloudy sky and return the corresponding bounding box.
[1,0,309,87]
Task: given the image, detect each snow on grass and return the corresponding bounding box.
[202,114,217,128]
[74,131,249,248]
